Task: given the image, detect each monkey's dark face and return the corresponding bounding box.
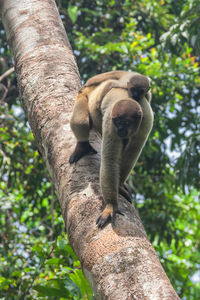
[111,99,143,138]
[112,117,138,138]
[130,87,147,101]
[127,75,150,101]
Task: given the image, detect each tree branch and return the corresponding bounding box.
[0,66,15,82]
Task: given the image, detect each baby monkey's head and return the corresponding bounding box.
[111,99,143,138]
[127,75,150,101]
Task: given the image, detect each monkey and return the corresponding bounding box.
[69,71,154,228]
[69,71,151,163]
[85,70,151,102]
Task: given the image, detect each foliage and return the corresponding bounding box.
[0,0,200,299]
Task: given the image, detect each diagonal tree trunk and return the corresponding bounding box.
[0,0,180,299]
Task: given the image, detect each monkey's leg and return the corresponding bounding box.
[69,95,97,164]
[119,141,144,201]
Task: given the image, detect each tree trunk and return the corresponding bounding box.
[0,0,180,299]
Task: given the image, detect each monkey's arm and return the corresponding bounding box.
[97,128,123,228]
[120,99,153,183]
[120,143,143,184]
[85,71,127,87]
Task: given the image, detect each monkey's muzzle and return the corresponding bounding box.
[117,128,128,138]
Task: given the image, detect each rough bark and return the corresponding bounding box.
[0,0,180,299]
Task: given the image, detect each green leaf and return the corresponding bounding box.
[45,257,62,266]
[0,277,10,290]
[33,285,72,298]
[69,269,93,299]
[67,6,78,23]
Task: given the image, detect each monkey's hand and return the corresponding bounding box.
[96,204,124,229]
[69,141,97,164]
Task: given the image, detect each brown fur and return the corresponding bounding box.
[86,70,152,102]
[112,99,143,119]
[69,71,154,228]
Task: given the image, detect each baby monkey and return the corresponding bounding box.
[69,71,153,228]
[86,70,151,102]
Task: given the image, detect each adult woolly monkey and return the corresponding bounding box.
[69,71,154,228]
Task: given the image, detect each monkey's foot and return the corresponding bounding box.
[119,184,132,203]
[96,204,124,229]
[69,141,97,164]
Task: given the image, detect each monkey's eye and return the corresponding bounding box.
[113,118,121,126]
[138,88,145,95]
[119,120,131,127]
[113,118,132,128]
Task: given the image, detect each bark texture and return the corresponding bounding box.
[0,0,180,299]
